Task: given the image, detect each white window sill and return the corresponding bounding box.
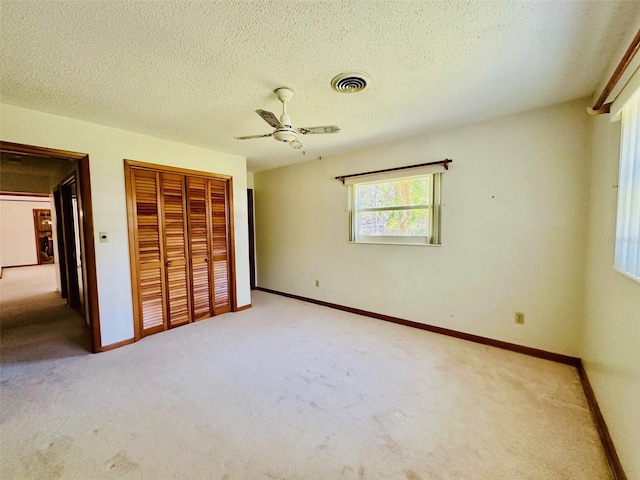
[613,266,640,285]
[348,241,441,247]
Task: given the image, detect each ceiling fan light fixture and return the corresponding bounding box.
[331,72,371,93]
[273,128,298,143]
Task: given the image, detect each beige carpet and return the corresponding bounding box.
[0,264,91,384]
[1,267,611,479]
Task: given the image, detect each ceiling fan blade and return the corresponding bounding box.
[297,125,340,135]
[234,133,273,140]
[256,110,283,129]
[290,139,304,150]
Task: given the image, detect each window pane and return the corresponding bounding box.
[614,88,640,282]
[357,177,431,209]
[358,209,430,236]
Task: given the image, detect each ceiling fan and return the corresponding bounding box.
[235,87,340,150]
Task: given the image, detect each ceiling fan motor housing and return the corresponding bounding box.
[235,87,338,148]
[273,127,298,143]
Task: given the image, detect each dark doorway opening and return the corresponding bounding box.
[248,188,256,289]
[56,175,85,317]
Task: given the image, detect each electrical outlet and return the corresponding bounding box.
[315,280,320,287]
[515,312,525,325]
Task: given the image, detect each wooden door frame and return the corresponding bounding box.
[124,159,238,341]
[247,189,255,289]
[223,178,236,312]
[0,141,101,353]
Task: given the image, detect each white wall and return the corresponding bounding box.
[1,104,250,347]
[0,196,52,267]
[255,100,589,357]
[583,114,640,479]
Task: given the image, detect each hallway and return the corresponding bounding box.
[0,264,91,382]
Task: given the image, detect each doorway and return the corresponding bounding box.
[248,188,256,289]
[0,141,101,352]
[55,175,86,317]
[33,209,54,265]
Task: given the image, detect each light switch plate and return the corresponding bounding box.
[99,232,108,243]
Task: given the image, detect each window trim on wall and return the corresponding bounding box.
[612,87,640,284]
[347,169,444,246]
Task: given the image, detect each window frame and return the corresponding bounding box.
[613,87,640,284]
[348,172,442,246]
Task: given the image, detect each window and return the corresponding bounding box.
[614,88,640,282]
[349,173,442,245]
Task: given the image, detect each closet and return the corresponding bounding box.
[125,160,234,339]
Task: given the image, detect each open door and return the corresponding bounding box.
[60,176,80,309]
[59,175,86,318]
[53,187,68,299]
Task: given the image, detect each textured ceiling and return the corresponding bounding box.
[1,1,639,172]
[0,152,75,194]
[0,153,72,176]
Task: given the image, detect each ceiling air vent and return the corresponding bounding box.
[331,72,371,93]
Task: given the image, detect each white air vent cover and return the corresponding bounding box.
[331,72,371,93]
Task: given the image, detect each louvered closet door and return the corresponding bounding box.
[186,177,213,320]
[160,173,191,327]
[132,169,166,336]
[210,179,232,314]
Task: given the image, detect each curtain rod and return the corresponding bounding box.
[588,28,640,116]
[335,159,452,184]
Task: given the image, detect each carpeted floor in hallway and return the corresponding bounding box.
[0,269,611,479]
[0,264,91,383]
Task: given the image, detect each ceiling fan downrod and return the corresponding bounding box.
[275,88,294,127]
